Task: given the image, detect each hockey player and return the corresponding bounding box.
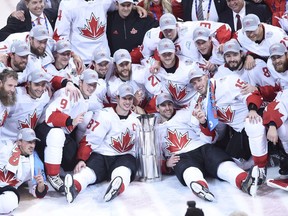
[0,68,50,141]
[234,14,287,69]
[143,38,197,111]
[155,92,260,201]
[263,89,288,192]
[35,69,98,193]
[190,63,268,184]
[215,39,277,102]
[0,69,18,128]
[53,0,147,65]
[0,128,48,215]
[64,83,141,203]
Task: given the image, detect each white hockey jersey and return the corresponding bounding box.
[155,109,217,157]
[0,87,50,141]
[44,88,90,134]
[195,74,262,132]
[77,107,141,160]
[146,55,197,107]
[53,0,115,64]
[0,141,46,197]
[235,23,287,58]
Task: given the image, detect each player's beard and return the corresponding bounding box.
[30,45,45,57]
[0,86,17,106]
[274,60,288,73]
[225,56,244,71]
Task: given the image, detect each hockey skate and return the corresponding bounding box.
[104,176,124,202]
[267,177,288,191]
[258,167,267,185]
[47,174,64,193]
[241,166,259,197]
[190,181,215,202]
[65,174,78,203]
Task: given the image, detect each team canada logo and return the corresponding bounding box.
[111,129,134,153]
[130,28,137,34]
[17,109,38,129]
[165,129,191,153]
[0,168,19,187]
[0,109,8,127]
[217,105,235,123]
[167,81,188,101]
[78,13,105,40]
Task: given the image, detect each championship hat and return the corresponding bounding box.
[242,14,260,32]
[113,49,131,65]
[55,40,71,53]
[80,69,99,84]
[159,13,177,31]
[269,43,287,57]
[193,26,210,42]
[117,83,134,98]
[30,25,50,40]
[10,40,31,56]
[17,128,40,141]
[157,38,175,54]
[156,92,173,106]
[223,39,241,54]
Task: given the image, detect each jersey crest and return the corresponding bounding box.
[111,129,134,153]
[217,105,235,123]
[167,81,188,101]
[78,13,105,40]
[165,129,191,153]
[0,168,19,187]
[17,109,38,129]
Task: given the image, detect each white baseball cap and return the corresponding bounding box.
[242,14,260,32]
[55,40,71,53]
[117,0,133,3]
[30,25,50,41]
[17,128,40,142]
[10,40,31,56]
[80,69,99,84]
[159,13,177,31]
[223,39,241,54]
[193,26,210,42]
[27,68,51,83]
[117,83,134,98]
[157,38,175,54]
[269,43,287,57]
[93,48,111,64]
[156,92,173,106]
[113,49,131,65]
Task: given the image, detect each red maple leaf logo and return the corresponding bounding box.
[0,168,19,187]
[263,101,284,126]
[18,109,38,129]
[0,109,8,127]
[168,81,187,101]
[111,129,134,153]
[165,129,191,153]
[78,13,105,40]
[217,106,234,123]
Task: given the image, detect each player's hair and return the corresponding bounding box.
[143,0,172,14]
[0,69,18,83]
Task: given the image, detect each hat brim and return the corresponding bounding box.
[243,26,258,32]
[34,36,50,41]
[160,25,176,31]
[156,99,173,106]
[95,57,111,64]
[223,49,240,55]
[158,48,175,55]
[194,36,209,42]
[270,52,285,57]
[16,51,31,56]
[57,48,71,53]
[119,93,134,98]
[115,58,131,65]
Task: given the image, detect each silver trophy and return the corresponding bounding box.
[137,114,161,182]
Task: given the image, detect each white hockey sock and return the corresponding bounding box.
[217,161,245,188]
[183,167,206,190]
[111,166,132,189]
[74,167,97,192]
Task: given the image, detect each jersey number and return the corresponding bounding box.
[87,119,100,131]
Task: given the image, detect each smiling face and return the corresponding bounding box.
[18,139,36,156]
[224,51,244,71]
[156,100,174,121]
[27,81,47,99]
[79,80,97,99]
[117,2,133,18]
[0,76,17,106]
[115,61,132,81]
[226,0,245,13]
[116,95,134,115]
[25,0,45,17]
[271,53,288,73]
[195,39,212,56]
[190,75,209,96]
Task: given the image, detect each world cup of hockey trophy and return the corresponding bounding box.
[137,114,162,182]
